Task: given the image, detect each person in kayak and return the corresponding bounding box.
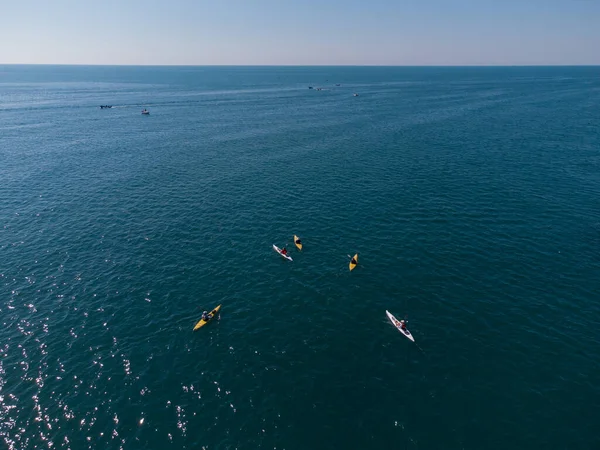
[400,320,408,330]
[295,238,302,245]
[350,257,357,265]
[202,311,212,321]
[281,248,288,255]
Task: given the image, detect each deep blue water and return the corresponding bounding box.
[1,65,600,449]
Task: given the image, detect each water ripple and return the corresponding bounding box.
[2,66,600,450]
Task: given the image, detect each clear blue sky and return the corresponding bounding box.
[1,0,598,65]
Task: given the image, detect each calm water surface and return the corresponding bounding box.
[1,65,600,449]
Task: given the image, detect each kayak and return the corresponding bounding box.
[349,253,358,271]
[273,244,293,261]
[294,235,303,251]
[386,310,415,342]
[193,304,221,331]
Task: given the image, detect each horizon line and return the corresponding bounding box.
[1,63,599,68]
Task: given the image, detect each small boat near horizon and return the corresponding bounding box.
[141,109,150,115]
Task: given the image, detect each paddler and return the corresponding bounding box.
[350,256,357,265]
[295,238,302,245]
[400,320,407,330]
[201,311,212,321]
[281,247,288,256]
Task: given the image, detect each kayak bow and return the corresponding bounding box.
[349,253,358,271]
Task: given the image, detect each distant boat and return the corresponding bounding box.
[308,86,313,89]
[336,84,341,86]
[353,93,359,97]
[141,109,150,115]
[100,105,112,109]
[316,88,322,91]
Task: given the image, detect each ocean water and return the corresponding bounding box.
[1,65,599,450]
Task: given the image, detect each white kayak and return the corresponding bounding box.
[273,244,293,261]
[386,310,414,342]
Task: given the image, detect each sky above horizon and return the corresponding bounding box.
[0,0,598,65]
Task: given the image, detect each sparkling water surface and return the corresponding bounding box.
[1,65,599,449]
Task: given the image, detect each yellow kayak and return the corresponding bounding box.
[193,304,221,331]
[294,235,303,251]
[349,254,358,271]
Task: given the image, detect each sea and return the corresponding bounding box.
[1,65,599,450]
